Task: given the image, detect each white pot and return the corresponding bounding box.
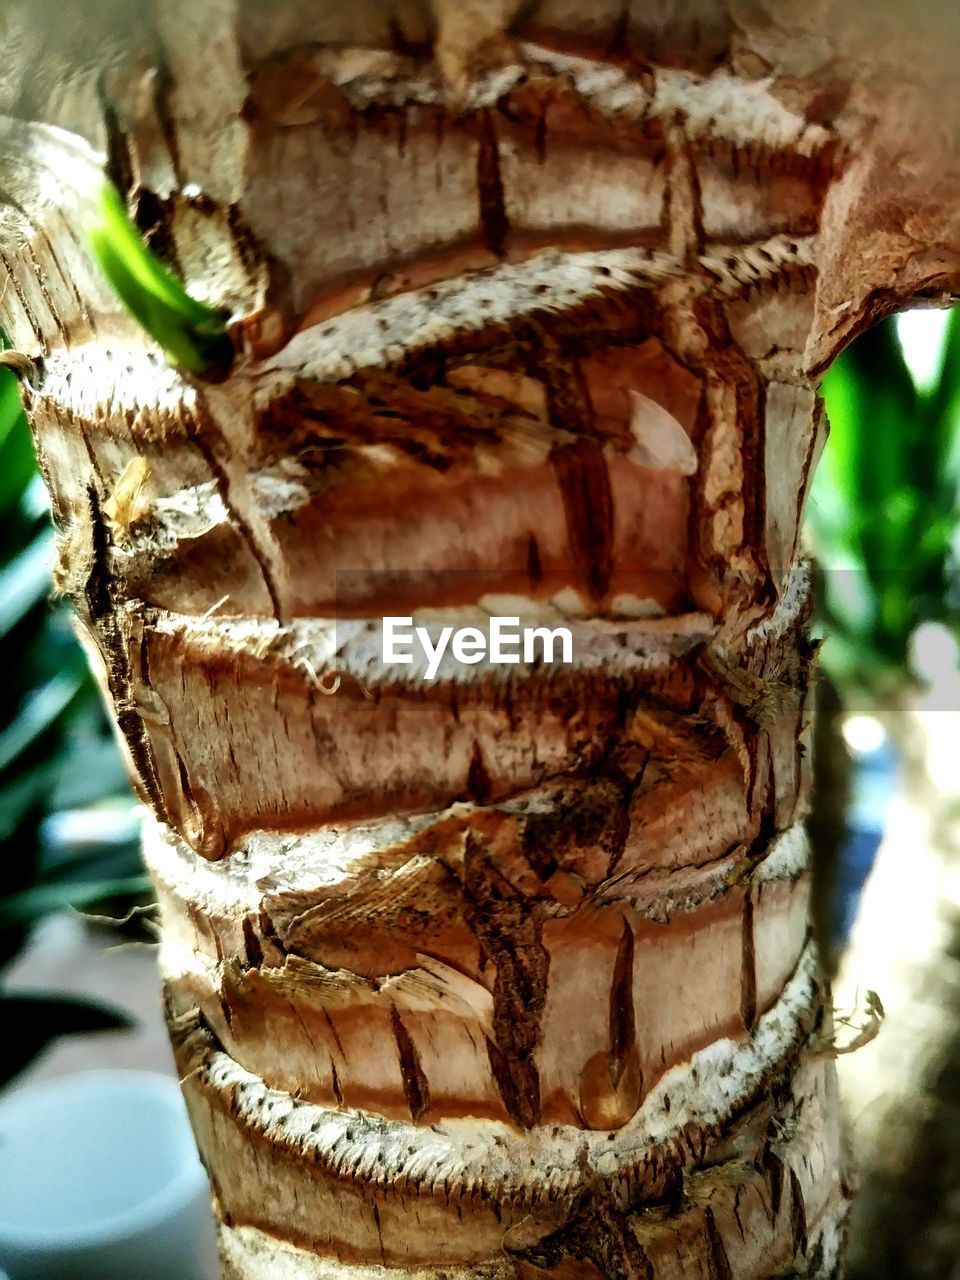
[0,1070,217,1280]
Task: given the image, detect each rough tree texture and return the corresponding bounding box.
[2,2,960,1277]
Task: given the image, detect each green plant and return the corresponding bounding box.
[808,311,960,696]
[87,183,231,374]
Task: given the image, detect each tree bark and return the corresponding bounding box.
[2,3,960,1276]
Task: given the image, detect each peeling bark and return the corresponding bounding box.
[3,1,960,1275]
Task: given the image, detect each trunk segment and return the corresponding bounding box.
[4,2,960,1275]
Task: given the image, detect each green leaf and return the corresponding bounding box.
[0,672,84,774]
[0,334,34,512]
[87,183,231,374]
[50,740,132,811]
[37,833,143,884]
[0,532,54,640]
[811,314,960,677]
[0,993,133,1087]
[0,874,153,928]
[0,765,59,842]
[0,366,25,450]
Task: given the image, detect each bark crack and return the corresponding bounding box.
[704,1204,735,1280]
[462,830,548,1129]
[391,1005,431,1122]
[188,407,285,620]
[741,888,758,1032]
[610,915,637,1090]
[475,109,509,259]
[550,437,615,602]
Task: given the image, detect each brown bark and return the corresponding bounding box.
[3,2,960,1276]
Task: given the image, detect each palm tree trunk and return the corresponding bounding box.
[3,2,960,1276]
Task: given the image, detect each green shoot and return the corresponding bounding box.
[0,330,28,452]
[87,183,231,374]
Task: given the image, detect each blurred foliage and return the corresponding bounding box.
[809,311,960,698]
[0,331,146,1082]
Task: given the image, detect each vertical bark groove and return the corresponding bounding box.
[391,1005,431,1122]
[741,890,758,1033]
[476,108,509,259]
[550,438,616,602]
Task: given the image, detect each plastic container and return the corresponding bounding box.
[0,1070,217,1279]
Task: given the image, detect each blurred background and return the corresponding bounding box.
[2,312,960,1276]
[807,308,960,1280]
